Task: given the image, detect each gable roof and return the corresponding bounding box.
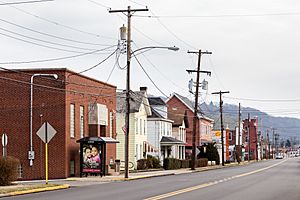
[148,107,164,118]
[116,91,152,115]
[166,93,214,123]
[160,136,185,144]
[148,97,166,106]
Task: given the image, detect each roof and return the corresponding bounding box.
[116,90,151,115]
[148,107,164,118]
[148,97,166,106]
[168,109,189,128]
[167,93,214,123]
[76,137,119,143]
[3,68,117,88]
[160,136,185,145]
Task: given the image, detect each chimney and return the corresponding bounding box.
[140,87,147,91]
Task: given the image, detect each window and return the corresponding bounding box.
[109,111,113,137]
[70,104,75,138]
[136,144,139,159]
[80,106,84,138]
[229,132,232,141]
[144,120,146,135]
[140,119,142,135]
[17,164,23,178]
[135,118,138,134]
[140,144,143,159]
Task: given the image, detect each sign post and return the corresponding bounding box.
[2,133,8,158]
[36,122,57,184]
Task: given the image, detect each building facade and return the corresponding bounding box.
[0,68,117,180]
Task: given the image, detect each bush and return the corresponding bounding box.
[163,158,181,170]
[137,156,161,170]
[195,158,208,167]
[181,159,190,168]
[0,156,20,186]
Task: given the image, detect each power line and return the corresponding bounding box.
[5,1,116,40]
[132,53,169,98]
[0,27,101,51]
[0,18,113,46]
[0,31,92,53]
[77,48,118,74]
[0,0,53,5]
[0,45,117,65]
[135,12,300,18]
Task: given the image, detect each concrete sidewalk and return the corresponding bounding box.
[0,161,254,197]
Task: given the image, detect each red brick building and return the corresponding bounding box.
[0,68,117,180]
[243,118,258,160]
[166,93,214,159]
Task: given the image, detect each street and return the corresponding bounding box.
[3,158,299,200]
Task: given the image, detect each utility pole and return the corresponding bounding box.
[237,103,241,163]
[109,6,148,179]
[248,113,250,161]
[212,91,230,166]
[267,130,270,159]
[187,50,211,170]
[272,128,275,159]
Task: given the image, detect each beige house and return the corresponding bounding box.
[116,87,151,169]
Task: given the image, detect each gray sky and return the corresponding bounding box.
[1,0,300,119]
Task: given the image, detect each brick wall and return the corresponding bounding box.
[0,68,117,180]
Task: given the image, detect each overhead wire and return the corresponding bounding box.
[0,18,113,46]
[0,45,117,65]
[4,0,116,40]
[0,0,53,5]
[0,26,101,51]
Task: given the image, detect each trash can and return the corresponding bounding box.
[115,159,120,172]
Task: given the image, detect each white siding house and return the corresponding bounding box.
[116,87,151,169]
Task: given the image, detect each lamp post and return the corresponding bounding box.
[29,73,58,166]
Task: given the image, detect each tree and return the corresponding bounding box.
[198,143,220,165]
[285,139,291,147]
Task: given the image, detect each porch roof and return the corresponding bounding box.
[160,136,185,145]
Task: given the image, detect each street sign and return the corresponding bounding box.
[1,133,8,146]
[36,122,57,143]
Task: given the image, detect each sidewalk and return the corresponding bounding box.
[0,160,254,198]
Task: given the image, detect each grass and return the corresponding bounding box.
[0,184,61,194]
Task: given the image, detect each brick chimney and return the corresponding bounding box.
[140,87,147,91]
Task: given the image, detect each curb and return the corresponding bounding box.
[0,184,70,198]
[112,173,176,181]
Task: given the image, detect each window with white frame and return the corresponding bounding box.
[135,118,138,134]
[80,106,84,138]
[70,104,75,138]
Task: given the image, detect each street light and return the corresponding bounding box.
[29,73,58,166]
[123,45,179,178]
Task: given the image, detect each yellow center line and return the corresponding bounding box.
[144,160,287,200]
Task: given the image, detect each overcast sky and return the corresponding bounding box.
[1,0,300,119]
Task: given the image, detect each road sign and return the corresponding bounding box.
[36,122,57,143]
[2,133,8,146]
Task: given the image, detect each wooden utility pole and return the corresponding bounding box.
[212,91,230,166]
[109,6,148,179]
[187,50,211,170]
[237,103,241,162]
[248,113,250,161]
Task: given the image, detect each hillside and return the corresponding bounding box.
[200,102,300,140]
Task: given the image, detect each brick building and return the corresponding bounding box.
[166,93,214,159]
[0,68,117,180]
[243,118,258,160]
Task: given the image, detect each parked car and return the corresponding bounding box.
[276,154,283,159]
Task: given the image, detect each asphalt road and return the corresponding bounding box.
[3,158,300,200]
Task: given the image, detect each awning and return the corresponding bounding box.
[76,137,119,144]
[160,136,185,145]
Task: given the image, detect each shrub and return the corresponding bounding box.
[0,156,20,186]
[195,158,208,167]
[181,159,190,168]
[163,158,181,170]
[137,156,161,170]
